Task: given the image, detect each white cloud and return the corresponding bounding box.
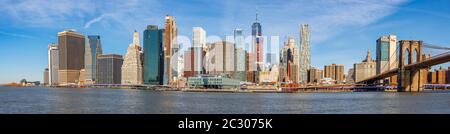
[0,31,36,39]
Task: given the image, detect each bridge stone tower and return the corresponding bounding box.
[398,40,426,92]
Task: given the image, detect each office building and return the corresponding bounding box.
[84,35,102,84]
[43,68,49,85]
[279,37,300,83]
[376,35,397,84]
[97,54,123,84]
[192,27,206,75]
[354,50,377,83]
[143,25,165,85]
[57,29,85,85]
[205,41,235,77]
[48,44,59,86]
[121,31,143,85]
[164,15,178,85]
[234,48,247,81]
[252,12,264,83]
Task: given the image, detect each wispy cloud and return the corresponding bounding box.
[84,14,107,29]
[0,31,36,39]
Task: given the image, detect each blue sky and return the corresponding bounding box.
[0,0,449,83]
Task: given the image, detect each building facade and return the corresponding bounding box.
[234,29,246,82]
[84,35,102,84]
[48,44,59,86]
[354,50,377,83]
[164,15,178,85]
[252,13,263,83]
[299,24,310,84]
[205,41,235,77]
[121,31,143,85]
[308,67,323,84]
[58,29,85,85]
[143,25,165,85]
[192,27,206,75]
[258,65,279,84]
[376,35,397,84]
[279,37,300,83]
[324,63,345,84]
[97,54,123,84]
[43,68,49,85]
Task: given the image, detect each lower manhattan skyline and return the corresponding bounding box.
[1,0,450,83]
[2,1,450,132]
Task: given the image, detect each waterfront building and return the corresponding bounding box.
[48,44,59,86]
[258,65,279,84]
[428,67,448,84]
[299,24,310,84]
[308,67,323,84]
[187,76,240,89]
[376,35,398,84]
[246,52,256,83]
[97,54,123,84]
[84,35,102,84]
[79,69,85,85]
[184,48,194,77]
[205,41,235,77]
[234,48,247,81]
[279,37,300,83]
[324,63,345,84]
[43,68,49,86]
[354,50,376,83]
[143,25,165,85]
[121,31,143,85]
[164,15,178,85]
[192,27,206,75]
[57,29,85,86]
[234,29,246,82]
[346,68,355,84]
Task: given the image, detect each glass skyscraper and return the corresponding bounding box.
[143,25,165,85]
[85,35,102,84]
[97,54,123,84]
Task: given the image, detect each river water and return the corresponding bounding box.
[1,86,449,114]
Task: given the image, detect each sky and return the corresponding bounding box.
[0,0,449,83]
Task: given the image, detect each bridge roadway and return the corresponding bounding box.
[358,51,450,84]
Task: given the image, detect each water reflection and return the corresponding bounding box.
[0,86,449,114]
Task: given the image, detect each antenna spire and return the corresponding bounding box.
[256,6,259,22]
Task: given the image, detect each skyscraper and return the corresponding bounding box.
[48,44,59,86]
[299,24,310,84]
[234,29,246,81]
[165,15,178,85]
[143,25,165,85]
[58,29,85,85]
[192,27,206,75]
[354,50,376,83]
[205,41,235,77]
[97,54,123,84]
[252,13,263,70]
[121,31,143,85]
[279,37,300,83]
[376,35,397,84]
[84,35,102,84]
